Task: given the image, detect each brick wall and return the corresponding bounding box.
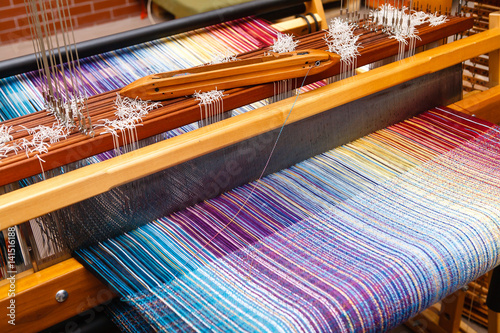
[0,0,144,44]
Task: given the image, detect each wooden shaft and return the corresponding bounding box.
[489,11,500,87]
[439,290,466,332]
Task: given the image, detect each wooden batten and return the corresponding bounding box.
[272,13,324,35]
[489,12,500,86]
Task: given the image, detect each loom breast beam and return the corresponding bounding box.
[119,50,340,101]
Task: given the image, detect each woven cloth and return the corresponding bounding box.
[76,108,500,332]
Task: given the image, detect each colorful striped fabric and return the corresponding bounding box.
[76,107,500,331]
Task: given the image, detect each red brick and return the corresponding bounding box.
[16,10,77,27]
[76,10,111,26]
[126,0,142,5]
[1,5,27,18]
[17,15,76,32]
[1,2,14,10]
[10,0,29,6]
[0,19,16,30]
[13,24,32,37]
[17,13,54,29]
[112,3,141,18]
[68,3,91,16]
[93,0,124,12]
[51,17,78,31]
[16,16,31,28]
[0,31,14,43]
[71,0,93,5]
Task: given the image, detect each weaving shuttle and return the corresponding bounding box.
[120,50,340,100]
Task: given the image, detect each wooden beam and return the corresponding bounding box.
[272,13,324,35]
[490,12,500,87]
[448,85,500,123]
[0,258,113,333]
[438,290,466,332]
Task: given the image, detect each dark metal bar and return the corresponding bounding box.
[0,0,309,78]
[487,265,500,312]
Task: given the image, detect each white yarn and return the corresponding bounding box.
[193,89,226,105]
[114,93,159,119]
[0,124,13,143]
[325,18,361,78]
[0,95,162,162]
[96,94,160,154]
[325,18,361,60]
[98,94,160,134]
[0,125,20,159]
[0,142,20,158]
[21,123,70,144]
[19,138,50,158]
[369,5,447,60]
[13,123,70,158]
[193,89,227,126]
[370,5,448,42]
[428,13,449,27]
[270,32,299,53]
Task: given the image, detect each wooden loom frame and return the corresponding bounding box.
[1,10,500,333]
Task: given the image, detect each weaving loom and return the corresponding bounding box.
[0,0,499,331]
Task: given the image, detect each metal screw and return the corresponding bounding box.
[55,290,68,303]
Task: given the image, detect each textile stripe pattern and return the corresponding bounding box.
[76,107,500,332]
